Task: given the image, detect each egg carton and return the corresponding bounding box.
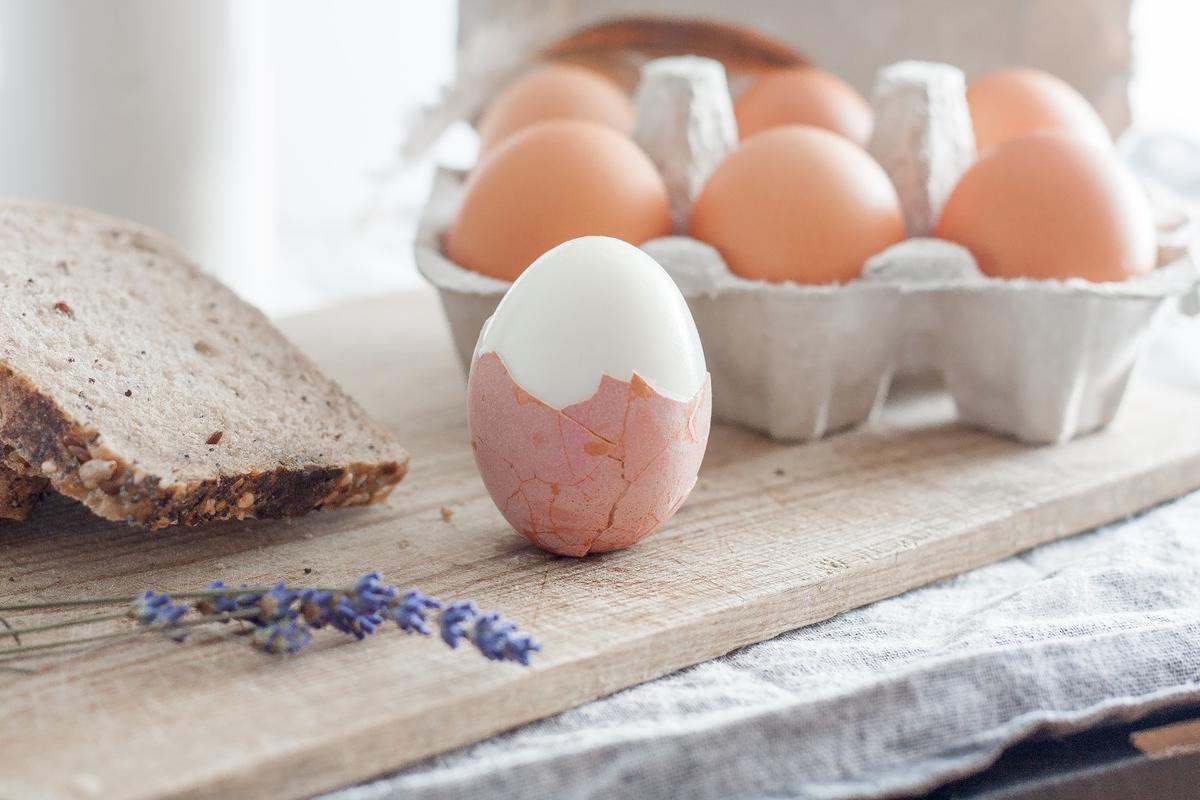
[416,57,1200,444]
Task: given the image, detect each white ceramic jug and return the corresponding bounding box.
[0,0,273,285]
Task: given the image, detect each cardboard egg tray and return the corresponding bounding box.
[416,58,1199,444]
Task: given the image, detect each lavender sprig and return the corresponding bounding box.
[0,573,540,669]
[130,591,188,641]
[253,617,313,655]
[440,600,542,666]
[390,589,441,635]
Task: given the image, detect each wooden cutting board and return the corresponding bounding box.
[3,289,1200,800]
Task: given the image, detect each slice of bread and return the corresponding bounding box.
[0,453,47,521]
[0,200,408,528]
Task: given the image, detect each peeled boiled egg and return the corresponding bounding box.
[689,125,904,284]
[477,62,634,156]
[447,120,672,282]
[966,68,1111,153]
[935,132,1155,282]
[734,67,873,145]
[468,236,711,557]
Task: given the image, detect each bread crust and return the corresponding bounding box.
[0,345,408,532]
[0,360,407,530]
[0,451,48,522]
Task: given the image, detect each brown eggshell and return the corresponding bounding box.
[688,125,905,284]
[478,62,634,156]
[447,120,673,282]
[735,67,873,145]
[468,352,711,557]
[967,68,1111,153]
[935,132,1156,282]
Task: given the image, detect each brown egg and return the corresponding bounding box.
[734,67,873,145]
[689,126,904,284]
[936,132,1155,282]
[477,63,634,156]
[967,68,1111,153]
[447,120,672,281]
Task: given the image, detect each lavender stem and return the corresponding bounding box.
[0,608,261,659]
[0,585,349,612]
[0,610,129,640]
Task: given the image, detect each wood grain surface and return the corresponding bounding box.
[2,289,1199,800]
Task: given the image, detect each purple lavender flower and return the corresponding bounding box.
[131,590,188,641]
[131,591,186,626]
[471,612,542,666]
[327,593,382,640]
[252,618,312,655]
[304,573,398,640]
[116,572,540,665]
[298,588,334,629]
[205,581,242,615]
[440,600,477,648]
[255,582,299,624]
[351,571,399,613]
[198,580,265,624]
[389,589,442,635]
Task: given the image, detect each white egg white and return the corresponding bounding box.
[476,236,707,409]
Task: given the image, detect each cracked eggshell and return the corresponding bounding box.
[467,237,711,556]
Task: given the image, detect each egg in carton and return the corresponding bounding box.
[417,56,908,441]
[416,56,1199,445]
[868,61,1198,443]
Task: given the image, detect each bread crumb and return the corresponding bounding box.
[440,506,454,523]
[206,431,223,445]
[78,459,117,490]
[53,301,74,319]
[236,491,255,509]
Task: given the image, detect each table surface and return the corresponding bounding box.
[2,290,1200,800]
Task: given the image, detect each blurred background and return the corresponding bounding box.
[0,0,1195,317]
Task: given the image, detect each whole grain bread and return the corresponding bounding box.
[0,200,408,528]
[0,453,47,521]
